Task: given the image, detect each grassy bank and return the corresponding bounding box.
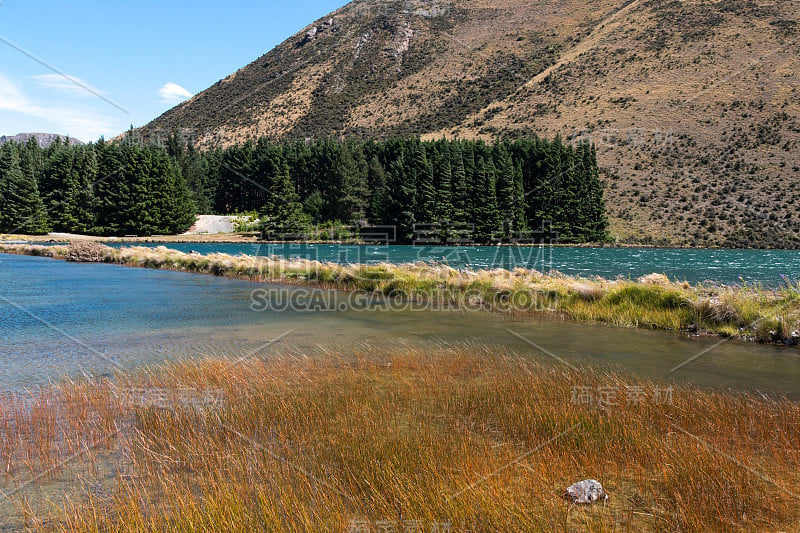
[1,346,798,531]
[2,242,799,345]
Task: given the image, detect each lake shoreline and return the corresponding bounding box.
[2,242,798,349]
[3,232,797,250]
[1,232,628,247]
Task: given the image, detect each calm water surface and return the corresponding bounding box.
[2,253,799,397]
[109,243,800,286]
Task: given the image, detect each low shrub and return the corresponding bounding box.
[65,241,111,262]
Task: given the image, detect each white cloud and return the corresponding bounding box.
[159,82,193,104]
[0,73,44,115]
[0,73,118,142]
[31,73,107,97]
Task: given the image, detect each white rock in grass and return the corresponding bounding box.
[564,479,608,504]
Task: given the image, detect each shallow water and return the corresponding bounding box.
[108,242,800,286]
[2,253,800,398]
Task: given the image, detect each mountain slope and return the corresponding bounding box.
[0,133,84,148]
[136,0,800,247]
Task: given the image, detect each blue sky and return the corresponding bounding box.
[0,0,348,142]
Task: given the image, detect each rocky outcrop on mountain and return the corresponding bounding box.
[0,133,84,148]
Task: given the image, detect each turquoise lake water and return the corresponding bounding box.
[2,253,799,396]
[107,243,800,286]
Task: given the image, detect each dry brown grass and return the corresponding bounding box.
[1,345,798,531]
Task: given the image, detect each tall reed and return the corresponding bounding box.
[0,346,798,531]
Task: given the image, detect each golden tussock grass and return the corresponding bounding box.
[0,346,798,531]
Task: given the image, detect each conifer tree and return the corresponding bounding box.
[412,143,436,224]
[41,145,97,233]
[495,143,518,240]
[433,143,453,222]
[472,155,497,243]
[483,153,501,241]
[583,143,608,241]
[256,144,303,227]
[450,143,468,224]
[151,151,196,234]
[92,140,125,234]
[0,135,607,243]
[330,142,368,223]
[0,143,49,234]
[367,155,389,224]
[215,142,254,213]
[512,161,528,235]
[387,155,416,242]
[462,142,477,225]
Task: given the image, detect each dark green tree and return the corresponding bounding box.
[0,143,49,234]
[387,154,416,242]
[495,143,523,241]
[473,154,500,243]
[0,134,607,244]
[255,144,303,227]
[433,142,453,222]
[329,142,368,223]
[367,155,389,224]
[450,143,468,224]
[41,145,97,233]
[411,143,435,224]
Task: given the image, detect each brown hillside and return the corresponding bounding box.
[135,0,800,247]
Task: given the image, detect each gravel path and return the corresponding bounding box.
[183,215,238,235]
